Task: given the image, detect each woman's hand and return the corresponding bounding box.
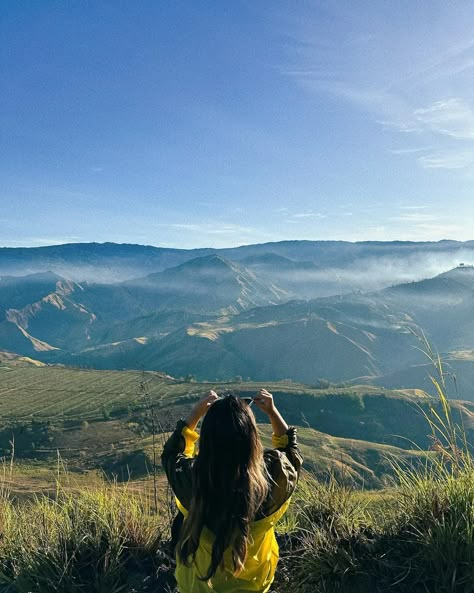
[253,388,288,437]
[195,390,219,416]
[185,390,219,430]
[252,388,276,416]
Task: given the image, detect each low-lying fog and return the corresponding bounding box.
[1,245,474,301]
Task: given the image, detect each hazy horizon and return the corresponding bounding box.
[1,237,474,251]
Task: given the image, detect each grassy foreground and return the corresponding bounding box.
[0,346,473,592]
[275,467,474,593]
[0,476,173,593]
[0,458,472,592]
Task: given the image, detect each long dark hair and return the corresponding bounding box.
[177,395,269,580]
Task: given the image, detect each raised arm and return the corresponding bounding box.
[161,391,219,509]
[254,389,303,513]
[254,388,302,470]
[184,390,219,431]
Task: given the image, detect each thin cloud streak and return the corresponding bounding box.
[392,213,438,223]
[290,212,326,219]
[418,150,474,170]
[280,4,474,174]
[390,147,433,155]
[414,99,474,139]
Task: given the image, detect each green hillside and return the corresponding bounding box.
[0,364,472,490]
[1,365,473,443]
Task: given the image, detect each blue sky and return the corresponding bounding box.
[2,0,474,248]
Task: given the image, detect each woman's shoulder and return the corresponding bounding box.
[264,447,299,478]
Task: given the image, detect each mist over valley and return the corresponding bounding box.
[2,240,474,399]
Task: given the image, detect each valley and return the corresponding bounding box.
[1,240,474,495]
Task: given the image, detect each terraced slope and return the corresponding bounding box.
[0,365,472,489]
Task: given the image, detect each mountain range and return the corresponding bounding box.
[1,242,474,398]
[2,239,474,296]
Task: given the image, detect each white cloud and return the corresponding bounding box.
[284,212,328,225]
[291,211,325,219]
[391,36,474,89]
[418,150,474,170]
[381,97,474,141]
[149,221,280,247]
[1,236,84,247]
[391,212,437,223]
[388,100,474,170]
[301,80,415,131]
[409,222,462,237]
[165,222,255,236]
[414,99,474,139]
[390,147,433,155]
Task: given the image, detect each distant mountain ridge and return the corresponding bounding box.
[0,242,212,283]
[2,240,474,298]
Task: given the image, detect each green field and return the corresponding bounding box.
[0,365,376,420]
[0,366,176,420]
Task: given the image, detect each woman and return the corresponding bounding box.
[161,388,302,593]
